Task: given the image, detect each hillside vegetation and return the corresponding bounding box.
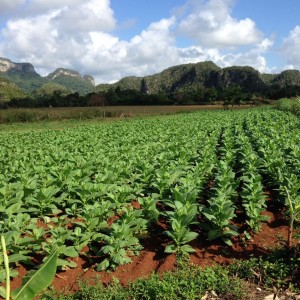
[33,82,72,98]
[0,77,28,102]
[97,61,300,99]
[47,68,95,94]
[1,57,300,106]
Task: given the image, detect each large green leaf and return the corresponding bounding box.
[96,258,110,271]
[164,244,176,253]
[11,249,58,300]
[181,231,198,244]
[180,244,196,253]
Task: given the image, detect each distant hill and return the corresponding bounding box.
[1,56,300,104]
[271,70,300,87]
[46,68,95,95]
[0,77,28,103]
[96,61,300,97]
[0,57,46,92]
[97,61,221,94]
[0,57,95,97]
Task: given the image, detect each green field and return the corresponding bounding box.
[0,107,300,299]
[0,104,254,125]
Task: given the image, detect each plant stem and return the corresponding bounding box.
[288,217,294,250]
[1,235,10,300]
[284,187,294,250]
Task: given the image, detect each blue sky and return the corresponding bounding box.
[0,0,299,83]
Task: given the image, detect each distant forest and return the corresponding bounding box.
[2,83,299,108]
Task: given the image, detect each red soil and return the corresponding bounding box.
[7,196,295,295]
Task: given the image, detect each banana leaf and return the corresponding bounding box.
[11,249,58,300]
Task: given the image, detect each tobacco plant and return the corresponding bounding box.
[236,134,268,233]
[203,160,238,245]
[163,190,200,255]
[95,206,147,271]
[2,108,300,279]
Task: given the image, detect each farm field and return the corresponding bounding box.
[0,104,254,125]
[0,107,300,298]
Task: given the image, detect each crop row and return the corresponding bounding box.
[1,108,300,284]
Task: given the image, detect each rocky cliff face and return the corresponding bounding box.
[0,57,44,92]
[0,58,95,94]
[47,68,95,86]
[46,68,95,94]
[206,66,266,92]
[0,57,37,74]
[47,68,82,80]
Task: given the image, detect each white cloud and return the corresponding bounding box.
[1,13,57,58]
[126,18,178,69]
[176,46,222,67]
[175,44,271,74]
[215,38,274,73]
[80,18,180,82]
[51,0,116,35]
[0,0,274,84]
[252,38,274,54]
[0,0,117,80]
[178,0,263,48]
[79,16,232,83]
[219,53,269,73]
[281,26,300,69]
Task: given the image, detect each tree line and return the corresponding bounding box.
[2,83,300,108]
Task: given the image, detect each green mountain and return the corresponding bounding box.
[46,68,95,95]
[96,61,300,98]
[0,57,95,97]
[206,66,265,92]
[97,61,221,94]
[1,56,300,103]
[0,57,46,92]
[271,70,300,87]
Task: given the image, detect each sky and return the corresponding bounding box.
[0,0,300,84]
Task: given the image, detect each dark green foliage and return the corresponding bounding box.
[33,82,72,98]
[104,88,172,106]
[98,61,220,95]
[129,266,244,300]
[272,70,300,87]
[206,66,266,94]
[0,70,46,93]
